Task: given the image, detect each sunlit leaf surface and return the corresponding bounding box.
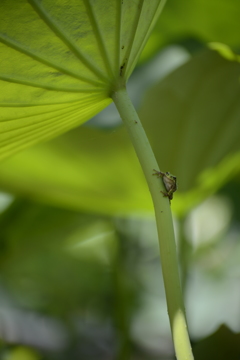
[0,0,165,160]
[0,126,152,215]
[1,49,240,216]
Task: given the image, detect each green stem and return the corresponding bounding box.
[111,87,194,360]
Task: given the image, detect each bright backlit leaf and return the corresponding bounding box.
[0,125,152,215]
[0,0,166,160]
[1,49,240,216]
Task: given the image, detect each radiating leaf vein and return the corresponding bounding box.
[0,34,102,86]
[82,0,114,79]
[28,0,109,82]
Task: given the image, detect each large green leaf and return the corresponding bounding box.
[139,48,240,215]
[1,49,240,216]
[141,0,240,62]
[0,125,152,215]
[0,0,165,160]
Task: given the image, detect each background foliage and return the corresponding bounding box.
[0,0,240,359]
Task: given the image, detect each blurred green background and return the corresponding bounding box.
[1,0,240,359]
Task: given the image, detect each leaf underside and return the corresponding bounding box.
[0,0,165,161]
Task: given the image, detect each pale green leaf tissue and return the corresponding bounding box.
[0,0,165,160]
[0,49,240,216]
[0,50,240,214]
